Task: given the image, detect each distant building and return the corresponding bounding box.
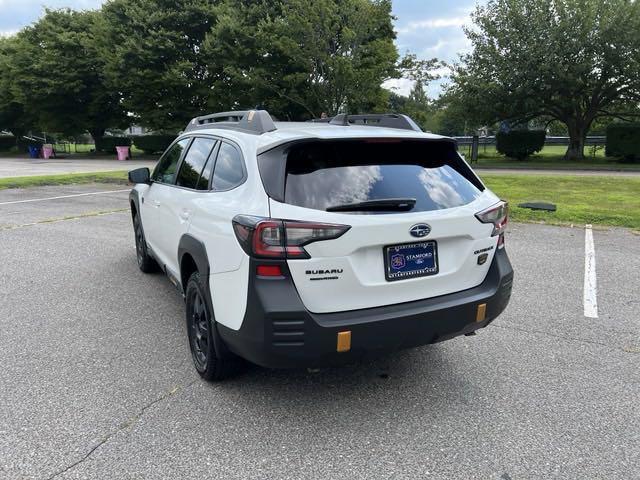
[125,126,151,136]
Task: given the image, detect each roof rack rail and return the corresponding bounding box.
[184,110,277,135]
[329,113,422,132]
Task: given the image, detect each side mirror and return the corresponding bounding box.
[128,167,151,184]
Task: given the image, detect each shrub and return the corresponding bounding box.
[496,130,546,160]
[95,136,131,153]
[0,135,16,151]
[133,134,176,154]
[606,123,640,162]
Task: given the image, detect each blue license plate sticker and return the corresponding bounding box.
[384,241,438,281]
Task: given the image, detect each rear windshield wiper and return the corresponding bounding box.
[326,198,416,212]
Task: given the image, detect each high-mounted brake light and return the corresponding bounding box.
[232,216,350,259]
[475,201,509,238]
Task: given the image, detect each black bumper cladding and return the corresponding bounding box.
[218,249,514,369]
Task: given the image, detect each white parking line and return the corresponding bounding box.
[583,224,598,318]
[0,189,130,206]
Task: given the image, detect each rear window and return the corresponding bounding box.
[272,140,483,213]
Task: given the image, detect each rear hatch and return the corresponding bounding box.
[258,138,503,314]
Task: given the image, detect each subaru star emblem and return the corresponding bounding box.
[409,223,431,238]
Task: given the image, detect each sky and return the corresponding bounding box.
[0,0,482,98]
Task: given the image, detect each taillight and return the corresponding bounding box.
[256,265,283,277]
[232,215,350,259]
[476,201,509,238]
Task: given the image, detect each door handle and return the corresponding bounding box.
[152,200,161,207]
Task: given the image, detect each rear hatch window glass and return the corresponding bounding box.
[280,140,483,213]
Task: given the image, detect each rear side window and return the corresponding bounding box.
[278,140,484,213]
[176,137,217,189]
[212,142,245,190]
[152,138,190,184]
[197,142,219,190]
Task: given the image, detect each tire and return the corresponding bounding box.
[133,213,158,273]
[185,271,240,381]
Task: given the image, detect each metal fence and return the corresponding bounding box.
[453,136,607,162]
[453,136,606,146]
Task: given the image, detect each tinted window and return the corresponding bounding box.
[152,139,189,184]
[283,141,483,213]
[197,142,219,190]
[212,143,244,190]
[176,137,217,189]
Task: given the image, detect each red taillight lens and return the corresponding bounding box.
[256,265,283,277]
[282,221,350,258]
[232,216,350,259]
[475,201,509,237]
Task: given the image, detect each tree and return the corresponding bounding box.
[387,81,432,130]
[9,9,125,141]
[446,0,640,160]
[0,36,35,140]
[204,0,436,119]
[99,0,220,131]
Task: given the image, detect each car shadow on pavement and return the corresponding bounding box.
[197,343,473,418]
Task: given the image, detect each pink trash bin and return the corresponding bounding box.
[116,146,130,161]
[42,145,54,159]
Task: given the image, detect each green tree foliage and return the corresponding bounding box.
[8,9,125,141]
[403,82,431,130]
[204,0,433,120]
[446,0,640,160]
[0,36,34,139]
[2,0,436,135]
[99,0,220,131]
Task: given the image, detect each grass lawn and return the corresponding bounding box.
[0,171,128,190]
[463,145,640,171]
[0,170,637,231]
[482,174,640,230]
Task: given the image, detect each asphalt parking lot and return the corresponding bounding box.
[1,184,638,480]
[0,157,156,178]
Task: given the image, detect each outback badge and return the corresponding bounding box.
[409,223,431,238]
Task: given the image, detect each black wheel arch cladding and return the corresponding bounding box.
[179,234,231,360]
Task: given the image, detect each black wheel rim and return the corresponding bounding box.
[188,289,209,371]
[134,218,144,266]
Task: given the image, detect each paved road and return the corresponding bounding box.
[0,185,638,479]
[0,157,156,178]
[2,155,640,179]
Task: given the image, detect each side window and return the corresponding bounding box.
[212,142,245,190]
[176,137,217,189]
[152,139,189,184]
[197,142,219,190]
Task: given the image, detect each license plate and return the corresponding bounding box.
[384,241,438,281]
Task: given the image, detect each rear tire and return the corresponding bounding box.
[133,213,158,273]
[185,271,240,381]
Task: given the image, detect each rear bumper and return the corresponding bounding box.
[218,249,513,369]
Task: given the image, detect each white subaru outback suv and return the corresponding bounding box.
[128,110,513,380]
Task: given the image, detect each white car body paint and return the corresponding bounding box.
[134,122,504,330]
